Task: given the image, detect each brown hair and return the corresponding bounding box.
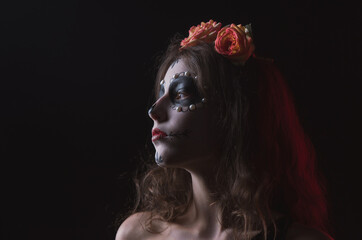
[130,37,329,239]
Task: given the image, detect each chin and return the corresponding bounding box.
[154,142,217,169]
[155,154,180,167]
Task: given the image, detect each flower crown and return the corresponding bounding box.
[180,20,255,66]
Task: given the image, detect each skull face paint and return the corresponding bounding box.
[149,58,220,169]
[169,75,203,109]
[155,151,163,165]
[158,84,165,99]
[158,73,205,113]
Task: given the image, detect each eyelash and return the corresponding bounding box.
[175,91,190,100]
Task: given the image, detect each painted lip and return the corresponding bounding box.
[152,128,168,141]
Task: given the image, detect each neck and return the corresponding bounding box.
[191,172,219,218]
[177,166,223,237]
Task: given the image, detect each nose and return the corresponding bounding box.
[148,102,159,120]
[148,98,167,122]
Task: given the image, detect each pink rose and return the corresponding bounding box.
[214,24,255,65]
[180,20,222,49]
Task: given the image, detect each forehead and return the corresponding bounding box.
[163,59,190,89]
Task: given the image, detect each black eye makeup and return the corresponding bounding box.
[169,75,202,106]
[156,71,207,112]
[158,84,165,99]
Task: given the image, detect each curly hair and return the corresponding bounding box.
[128,37,329,239]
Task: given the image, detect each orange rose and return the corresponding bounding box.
[214,24,255,65]
[180,20,222,49]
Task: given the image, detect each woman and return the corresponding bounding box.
[116,20,334,240]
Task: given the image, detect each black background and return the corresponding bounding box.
[1,0,361,239]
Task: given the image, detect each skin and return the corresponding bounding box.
[116,59,334,240]
[149,59,220,171]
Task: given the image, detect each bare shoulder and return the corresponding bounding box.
[115,212,151,240]
[115,212,169,240]
[286,222,334,240]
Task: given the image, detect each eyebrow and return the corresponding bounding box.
[170,58,180,69]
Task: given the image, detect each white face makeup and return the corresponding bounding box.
[149,59,219,169]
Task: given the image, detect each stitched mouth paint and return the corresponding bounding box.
[168,129,190,138]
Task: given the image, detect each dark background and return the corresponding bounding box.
[1,0,361,239]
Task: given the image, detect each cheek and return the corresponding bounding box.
[153,106,220,167]
[167,110,218,154]
[170,110,210,137]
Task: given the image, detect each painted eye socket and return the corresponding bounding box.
[175,91,190,100]
[158,85,165,99]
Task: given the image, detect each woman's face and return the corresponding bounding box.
[149,58,220,170]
